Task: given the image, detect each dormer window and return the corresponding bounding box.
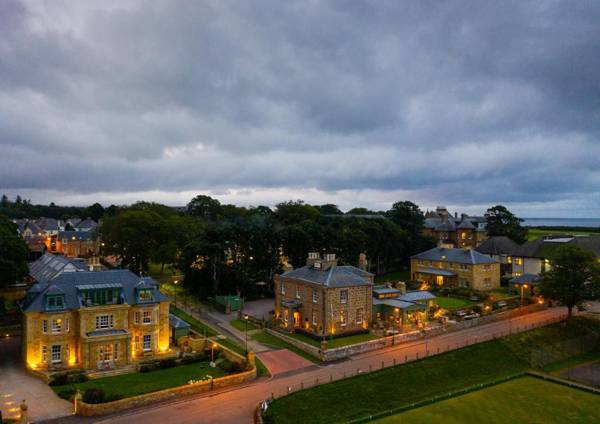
[46,295,65,311]
[138,289,154,302]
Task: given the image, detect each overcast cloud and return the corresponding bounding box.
[1,0,600,216]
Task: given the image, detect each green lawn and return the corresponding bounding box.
[284,331,380,349]
[52,361,227,401]
[252,331,320,364]
[435,296,476,309]
[375,270,410,284]
[263,341,527,423]
[527,228,600,241]
[230,319,259,332]
[170,305,219,337]
[375,376,600,424]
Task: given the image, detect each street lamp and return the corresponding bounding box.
[244,315,249,355]
[174,280,179,307]
[210,342,217,367]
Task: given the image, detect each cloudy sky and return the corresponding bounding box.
[2,1,600,217]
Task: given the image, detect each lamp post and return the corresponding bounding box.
[210,342,217,367]
[173,280,179,307]
[244,315,249,355]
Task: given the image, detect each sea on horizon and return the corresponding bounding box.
[522,217,600,228]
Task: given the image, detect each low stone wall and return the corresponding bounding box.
[76,366,256,417]
[267,304,551,362]
[264,329,321,359]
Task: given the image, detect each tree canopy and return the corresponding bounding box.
[0,213,29,288]
[538,244,600,319]
[485,205,528,244]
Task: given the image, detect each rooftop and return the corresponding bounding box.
[412,247,497,265]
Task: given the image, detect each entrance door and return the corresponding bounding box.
[293,311,301,328]
[436,275,444,286]
[97,344,113,369]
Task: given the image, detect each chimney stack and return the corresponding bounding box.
[321,253,338,270]
[358,253,368,271]
[306,252,321,267]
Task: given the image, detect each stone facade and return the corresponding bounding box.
[410,258,500,291]
[274,253,373,336]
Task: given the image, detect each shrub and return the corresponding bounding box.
[181,353,208,364]
[68,372,88,384]
[49,373,70,386]
[219,358,247,373]
[82,388,105,404]
[139,364,155,373]
[56,388,76,400]
[159,358,177,369]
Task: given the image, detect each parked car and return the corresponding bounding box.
[494,300,508,309]
[454,310,468,318]
[464,313,480,320]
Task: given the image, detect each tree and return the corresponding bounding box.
[538,244,600,319]
[187,195,222,221]
[316,204,343,215]
[386,201,425,237]
[86,203,105,221]
[1,195,9,207]
[0,214,29,288]
[486,205,528,244]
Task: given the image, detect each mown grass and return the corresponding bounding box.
[285,331,380,349]
[375,376,600,424]
[526,228,600,241]
[230,319,259,332]
[170,305,219,337]
[435,296,477,309]
[252,331,320,364]
[52,361,227,401]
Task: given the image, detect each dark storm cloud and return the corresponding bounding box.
[1,0,600,214]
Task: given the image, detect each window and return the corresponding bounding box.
[340,290,348,304]
[295,286,301,299]
[460,264,468,271]
[283,309,289,325]
[42,320,48,334]
[514,272,522,277]
[42,345,47,362]
[143,334,152,351]
[143,311,152,324]
[312,289,318,303]
[66,317,70,332]
[417,260,424,265]
[312,311,317,325]
[51,319,62,333]
[95,315,114,329]
[515,257,523,266]
[138,289,154,302]
[459,279,469,288]
[483,278,492,288]
[51,345,61,363]
[46,295,64,311]
[507,256,512,264]
[114,343,119,360]
[280,282,285,295]
[135,312,140,324]
[340,310,347,326]
[461,232,467,240]
[356,308,364,324]
[98,344,113,361]
[134,335,140,351]
[483,265,491,271]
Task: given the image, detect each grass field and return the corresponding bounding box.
[284,331,380,349]
[435,296,477,309]
[52,361,227,401]
[527,228,600,241]
[230,319,259,332]
[252,331,320,363]
[375,270,410,284]
[375,376,600,424]
[263,341,526,423]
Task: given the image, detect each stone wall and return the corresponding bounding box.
[76,366,257,417]
[265,329,321,359]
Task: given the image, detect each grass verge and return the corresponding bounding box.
[230,319,259,332]
[374,270,410,284]
[435,296,477,309]
[285,331,380,349]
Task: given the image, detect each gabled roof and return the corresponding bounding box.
[412,247,497,264]
[75,218,97,230]
[397,290,436,302]
[29,253,88,284]
[457,220,475,230]
[21,269,168,313]
[169,314,191,329]
[58,230,96,241]
[476,236,520,256]
[281,265,373,288]
[515,235,600,259]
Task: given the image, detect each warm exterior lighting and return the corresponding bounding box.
[160,345,169,352]
[5,333,9,338]
[28,362,38,369]
[523,284,528,289]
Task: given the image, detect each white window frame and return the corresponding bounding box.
[51,319,61,334]
[312,310,317,325]
[143,311,152,324]
[42,320,48,334]
[340,290,348,304]
[280,282,285,295]
[51,345,61,363]
[340,310,347,327]
[142,334,152,351]
[295,286,301,299]
[312,289,317,303]
[135,311,140,324]
[356,308,363,324]
[96,315,113,330]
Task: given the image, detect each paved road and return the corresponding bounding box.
[61,307,567,424]
[0,337,72,422]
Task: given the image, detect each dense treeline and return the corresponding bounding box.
[0,194,115,221]
[98,196,435,299]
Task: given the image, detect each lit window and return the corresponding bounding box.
[484,265,491,271]
[143,334,152,351]
[138,289,154,302]
[143,311,152,324]
[280,282,285,295]
[340,310,347,326]
[340,290,348,304]
[51,319,62,333]
[312,311,317,325]
[51,345,61,363]
[295,286,301,299]
[507,256,512,264]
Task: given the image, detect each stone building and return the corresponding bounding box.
[410,247,500,291]
[372,285,436,331]
[423,206,488,248]
[20,269,171,372]
[274,253,373,337]
[475,236,520,277]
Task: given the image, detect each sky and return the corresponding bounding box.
[2,1,600,217]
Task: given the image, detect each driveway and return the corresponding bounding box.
[0,336,72,422]
[257,349,315,376]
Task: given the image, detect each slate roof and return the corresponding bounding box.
[457,220,475,230]
[29,253,88,284]
[510,273,541,285]
[397,291,436,302]
[476,236,520,256]
[412,247,497,264]
[58,230,96,241]
[21,270,167,313]
[169,314,191,329]
[373,298,426,310]
[373,286,403,295]
[37,218,60,231]
[515,236,600,259]
[414,267,457,276]
[75,218,97,230]
[281,265,373,288]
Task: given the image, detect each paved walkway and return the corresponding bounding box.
[0,336,72,422]
[72,306,568,424]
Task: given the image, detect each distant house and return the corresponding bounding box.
[274,253,373,337]
[73,218,98,232]
[411,247,500,291]
[29,253,88,284]
[55,230,101,258]
[511,235,600,277]
[423,206,488,248]
[21,221,44,239]
[476,236,520,277]
[20,269,171,372]
[372,285,436,331]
